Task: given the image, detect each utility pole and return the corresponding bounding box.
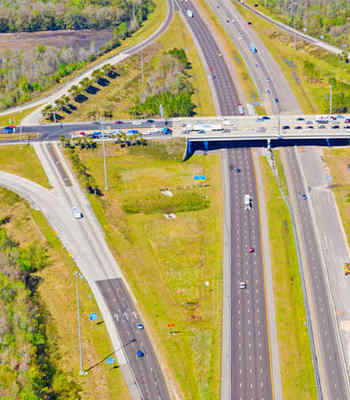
[141,49,144,88]
[329,85,333,115]
[74,271,86,375]
[101,119,108,191]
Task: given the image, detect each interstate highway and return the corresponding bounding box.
[175,1,274,399]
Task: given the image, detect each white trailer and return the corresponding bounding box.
[244,194,252,210]
[187,9,193,17]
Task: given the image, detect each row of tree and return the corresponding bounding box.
[0,0,154,32]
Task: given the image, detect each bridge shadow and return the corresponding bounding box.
[183,138,350,160]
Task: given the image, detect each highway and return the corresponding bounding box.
[213,1,350,398]
[6,142,171,400]
[175,1,274,399]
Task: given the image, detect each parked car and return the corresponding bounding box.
[296,117,305,121]
[294,126,302,129]
[282,125,290,129]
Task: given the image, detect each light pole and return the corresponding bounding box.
[293,2,297,51]
[329,85,333,115]
[101,118,108,191]
[74,271,86,375]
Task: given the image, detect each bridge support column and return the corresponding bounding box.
[183,139,192,161]
[326,138,330,146]
[204,140,209,154]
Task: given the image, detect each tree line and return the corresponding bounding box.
[0,0,154,33]
[0,213,81,400]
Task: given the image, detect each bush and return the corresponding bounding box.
[122,189,210,214]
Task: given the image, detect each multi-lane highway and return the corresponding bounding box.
[175,1,274,399]
[228,148,272,399]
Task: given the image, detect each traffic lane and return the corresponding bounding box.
[177,0,240,115]
[297,147,328,188]
[229,148,272,399]
[284,148,348,399]
[96,278,170,400]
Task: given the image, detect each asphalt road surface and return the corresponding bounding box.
[228,148,272,399]
[96,278,170,400]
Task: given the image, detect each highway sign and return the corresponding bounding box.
[89,312,98,321]
[194,175,206,180]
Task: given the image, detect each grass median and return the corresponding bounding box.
[259,153,317,400]
[196,0,262,110]
[0,144,50,188]
[0,106,39,126]
[0,188,131,400]
[64,138,223,399]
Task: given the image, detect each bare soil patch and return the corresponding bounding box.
[0,28,114,53]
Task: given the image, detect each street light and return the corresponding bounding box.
[74,271,86,375]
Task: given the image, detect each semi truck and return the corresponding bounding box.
[249,43,257,53]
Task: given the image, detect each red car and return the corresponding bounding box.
[114,120,123,124]
[248,247,255,253]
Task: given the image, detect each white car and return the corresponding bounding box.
[239,282,247,289]
[133,121,142,126]
[222,120,232,126]
[72,207,83,219]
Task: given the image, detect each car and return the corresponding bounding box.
[294,126,302,129]
[262,115,270,120]
[266,77,271,82]
[236,167,241,173]
[223,120,232,126]
[226,19,230,23]
[296,117,305,121]
[344,125,350,129]
[336,115,344,119]
[330,115,337,120]
[147,119,154,123]
[114,120,123,124]
[318,125,326,129]
[248,247,255,253]
[301,193,307,200]
[239,282,247,289]
[257,127,266,133]
[212,74,216,79]
[306,120,313,124]
[247,21,252,25]
[345,118,350,123]
[307,125,314,129]
[133,120,142,126]
[4,125,16,133]
[137,323,144,330]
[282,125,290,129]
[256,117,265,122]
[332,125,340,129]
[218,52,222,57]
[316,119,328,124]
[136,350,144,358]
[209,65,213,71]
[254,3,259,6]
[72,207,83,219]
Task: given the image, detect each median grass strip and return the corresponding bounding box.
[195,0,263,110]
[259,154,317,400]
[235,1,350,114]
[0,106,39,126]
[323,148,350,245]
[0,144,50,188]
[61,13,214,121]
[0,188,131,400]
[65,138,223,399]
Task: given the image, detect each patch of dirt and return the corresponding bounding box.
[0,28,114,53]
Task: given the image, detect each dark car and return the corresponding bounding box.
[344,125,350,129]
[282,125,290,129]
[147,119,154,123]
[114,120,123,124]
[332,125,340,129]
[262,116,270,120]
[236,168,241,173]
[307,125,314,129]
[137,350,144,358]
[345,118,350,123]
[316,119,328,124]
[248,21,252,25]
[294,126,302,129]
[296,117,305,121]
[318,125,326,129]
[301,193,308,200]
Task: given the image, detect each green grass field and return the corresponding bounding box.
[235,1,350,114]
[66,139,223,399]
[259,154,317,400]
[0,145,50,188]
[0,106,39,126]
[60,12,214,122]
[0,188,130,400]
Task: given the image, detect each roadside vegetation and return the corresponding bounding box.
[0,106,39,127]
[0,145,49,188]
[235,1,350,114]
[259,153,317,400]
[54,14,215,121]
[63,138,223,399]
[246,0,350,50]
[0,178,131,399]
[323,148,350,245]
[0,0,156,110]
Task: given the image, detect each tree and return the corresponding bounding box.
[92,69,104,82]
[42,104,54,120]
[79,77,93,91]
